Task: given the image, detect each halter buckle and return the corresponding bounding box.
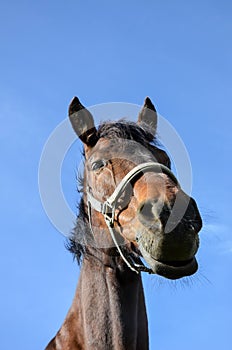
[102,201,115,227]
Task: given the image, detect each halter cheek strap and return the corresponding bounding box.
[87,162,179,274]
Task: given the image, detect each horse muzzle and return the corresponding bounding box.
[136,196,202,279]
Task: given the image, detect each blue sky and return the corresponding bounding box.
[1,0,232,349]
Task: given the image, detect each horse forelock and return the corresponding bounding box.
[97,119,157,145]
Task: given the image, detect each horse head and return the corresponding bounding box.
[68,96,202,280]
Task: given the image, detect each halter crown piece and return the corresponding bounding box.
[87,162,179,274]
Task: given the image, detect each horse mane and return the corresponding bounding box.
[67,120,159,264]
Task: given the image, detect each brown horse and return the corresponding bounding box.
[45,97,202,350]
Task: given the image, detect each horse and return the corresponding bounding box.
[45,97,202,350]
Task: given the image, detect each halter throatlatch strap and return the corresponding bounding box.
[87,162,179,274]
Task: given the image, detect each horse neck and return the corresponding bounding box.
[63,251,149,350]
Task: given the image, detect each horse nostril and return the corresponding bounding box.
[138,200,156,221]
[159,204,171,227]
[189,224,195,232]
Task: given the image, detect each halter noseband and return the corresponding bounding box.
[87,162,179,274]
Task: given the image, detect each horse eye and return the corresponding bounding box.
[91,160,107,171]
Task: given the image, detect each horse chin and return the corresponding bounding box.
[138,242,198,280]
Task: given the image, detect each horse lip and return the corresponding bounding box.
[156,258,194,268]
[151,257,198,280]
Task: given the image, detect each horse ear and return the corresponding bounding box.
[68,97,98,147]
[137,97,158,137]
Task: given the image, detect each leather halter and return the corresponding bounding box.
[87,162,179,274]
